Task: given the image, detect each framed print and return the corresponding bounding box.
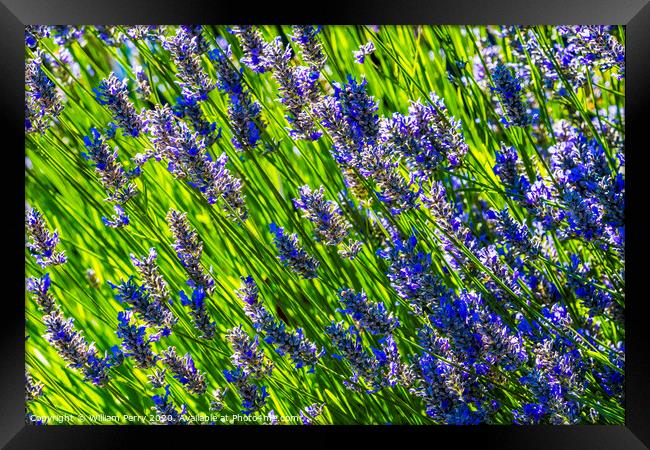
[2,0,649,448]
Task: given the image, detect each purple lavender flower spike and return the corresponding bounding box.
[49,26,84,46]
[129,247,170,304]
[180,25,210,53]
[490,61,532,127]
[299,403,326,424]
[337,288,399,335]
[25,208,67,267]
[179,285,216,340]
[225,325,273,414]
[172,95,219,147]
[236,276,324,371]
[151,385,188,424]
[25,52,63,134]
[227,325,274,379]
[148,368,167,390]
[315,75,417,213]
[94,72,145,137]
[82,127,139,204]
[159,121,247,220]
[166,208,216,293]
[377,233,447,315]
[25,25,49,49]
[161,346,207,395]
[223,367,269,415]
[291,26,327,71]
[409,332,496,424]
[25,371,44,402]
[380,93,468,179]
[134,65,152,100]
[293,185,352,246]
[42,308,116,386]
[162,27,215,101]
[102,204,130,229]
[264,37,323,140]
[558,26,624,78]
[116,310,158,369]
[325,321,383,392]
[208,45,265,151]
[269,222,320,279]
[109,274,177,332]
[353,41,375,64]
[493,143,530,196]
[26,273,56,314]
[228,26,269,73]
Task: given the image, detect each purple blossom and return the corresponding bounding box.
[25,208,67,267]
[172,95,220,147]
[42,308,118,386]
[549,124,624,251]
[129,247,172,305]
[293,185,352,246]
[291,25,326,71]
[353,41,375,64]
[82,127,139,204]
[493,143,530,196]
[409,329,498,424]
[491,61,532,127]
[299,403,326,424]
[148,369,167,389]
[226,325,273,379]
[180,25,210,53]
[380,93,468,179]
[25,25,49,49]
[179,286,216,340]
[49,26,84,46]
[558,26,624,78]
[236,276,324,371]
[102,204,130,229]
[315,76,418,213]
[229,26,269,73]
[25,52,63,134]
[161,346,207,395]
[223,367,269,414]
[151,385,188,424]
[264,37,323,140]
[337,288,399,335]
[145,104,178,162]
[159,121,247,220]
[109,274,177,332]
[134,66,152,99]
[95,26,125,47]
[116,310,159,369]
[26,273,56,314]
[25,371,44,402]
[162,28,215,101]
[325,321,397,393]
[225,325,272,414]
[208,46,265,151]
[377,233,447,315]
[269,223,320,279]
[94,73,145,137]
[166,209,215,293]
[491,208,541,257]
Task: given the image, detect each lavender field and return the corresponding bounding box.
[25,25,625,425]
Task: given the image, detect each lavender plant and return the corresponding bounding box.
[25,25,625,426]
[94,72,145,137]
[161,346,208,395]
[25,208,67,267]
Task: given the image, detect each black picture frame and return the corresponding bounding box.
[4,0,649,448]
